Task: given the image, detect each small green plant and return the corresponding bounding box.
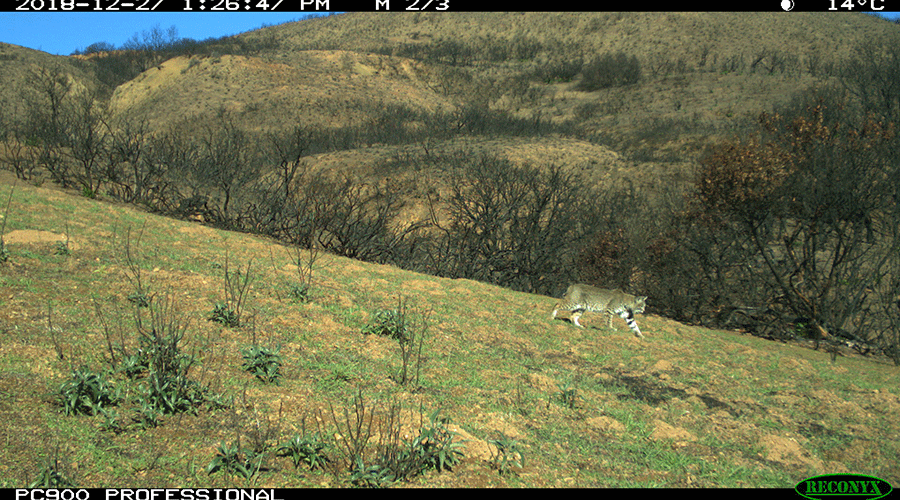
[209,252,253,327]
[137,368,206,416]
[29,466,76,488]
[98,407,124,433]
[29,446,76,488]
[489,433,524,475]
[241,345,283,384]
[94,298,133,373]
[205,391,233,411]
[349,457,395,488]
[409,409,465,473]
[56,366,121,416]
[135,298,194,373]
[512,381,531,417]
[206,441,258,480]
[362,308,409,342]
[364,296,431,387]
[330,396,464,485]
[53,240,70,256]
[394,298,431,387]
[209,302,241,327]
[133,295,206,415]
[119,351,150,379]
[286,244,318,303]
[53,222,72,256]
[328,389,375,471]
[287,283,311,302]
[46,302,65,360]
[555,381,580,410]
[276,432,331,470]
[128,292,152,308]
[134,401,164,429]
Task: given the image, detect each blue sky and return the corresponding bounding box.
[0,12,323,55]
[0,11,898,56]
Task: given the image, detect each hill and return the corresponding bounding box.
[103,12,900,168]
[0,42,101,124]
[1,170,899,487]
[3,12,899,190]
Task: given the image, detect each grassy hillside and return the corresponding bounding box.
[1,173,898,488]
[258,12,891,58]
[107,50,450,132]
[3,12,898,189]
[105,12,900,165]
[0,42,101,124]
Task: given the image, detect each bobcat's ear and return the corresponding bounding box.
[639,296,648,302]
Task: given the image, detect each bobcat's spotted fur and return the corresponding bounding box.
[551,284,647,338]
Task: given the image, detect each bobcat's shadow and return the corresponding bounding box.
[553,317,600,329]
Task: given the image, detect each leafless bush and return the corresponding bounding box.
[577,52,642,91]
[692,89,900,355]
[423,154,626,295]
[839,33,900,124]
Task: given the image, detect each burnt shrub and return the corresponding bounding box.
[577,52,642,91]
[691,88,900,356]
[423,154,631,295]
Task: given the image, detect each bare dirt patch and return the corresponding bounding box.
[3,229,78,251]
[651,419,698,444]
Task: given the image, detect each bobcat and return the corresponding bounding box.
[551,284,647,338]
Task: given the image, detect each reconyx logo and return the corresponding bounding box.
[796,474,893,500]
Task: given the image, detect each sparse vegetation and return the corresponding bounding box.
[363,306,409,343]
[28,445,77,488]
[277,432,331,471]
[241,345,282,384]
[117,225,152,308]
[133,295,209,415]
[1,161,898,486]
[206,441,260,481]
[554,380,580,410]
[323,392,465,486]
[488,433,524,475]
[285,245,318,302]
[209,252,254,328]
[56,366,121,416]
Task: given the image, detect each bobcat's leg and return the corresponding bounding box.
[571,310,585,328]
[551,303,561,320]
[618,310,644,338]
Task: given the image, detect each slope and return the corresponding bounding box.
[0,171,898,488]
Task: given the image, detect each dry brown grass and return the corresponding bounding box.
[3,12,897,194]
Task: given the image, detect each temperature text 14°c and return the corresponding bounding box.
[828,0,885,10]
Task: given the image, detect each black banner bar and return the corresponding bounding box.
[5,490,300,500]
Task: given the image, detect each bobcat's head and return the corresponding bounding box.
[633,296,647,315]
